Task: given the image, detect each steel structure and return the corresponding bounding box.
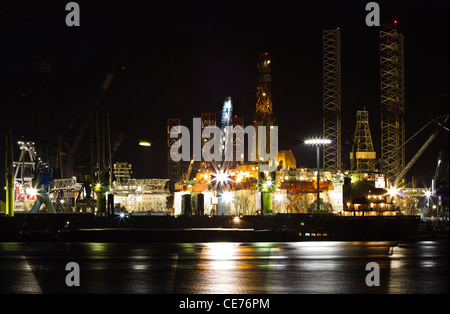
[350,110,376,172]
[221,97,233,170]
[30,60,56,214]
[255,52,273,122]
[13,140,36,190]
[198,113,217,174]
[113,162,132,183]
[380,22,405,186]
[167,118,181,182]
[322,29,342,171]
[255,51,276,214]
[90,109,113,214]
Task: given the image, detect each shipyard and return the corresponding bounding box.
[1,1,449,296]
[1,39,447,241]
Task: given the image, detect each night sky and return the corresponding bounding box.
[1,0,448,201]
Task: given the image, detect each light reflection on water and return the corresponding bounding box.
[0,240,447,294]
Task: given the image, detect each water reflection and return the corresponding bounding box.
[387,241,449,294]
[0,241,447,293]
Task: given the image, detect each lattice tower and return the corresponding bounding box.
[380,22,405,185]
[351,110,376,172]
[322,29,342,171]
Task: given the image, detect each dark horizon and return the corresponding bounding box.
[1,0,448,201]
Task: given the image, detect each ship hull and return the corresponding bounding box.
[0,213,420,242]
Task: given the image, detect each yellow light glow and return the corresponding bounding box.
[139,141,151,147]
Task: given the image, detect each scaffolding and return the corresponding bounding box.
[322,29,342,171]
[380,22,405,186]
[350,110,376,172]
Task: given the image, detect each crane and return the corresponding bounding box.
[62,53,124,178]
[184,159,194,182]
[393,114,449,187]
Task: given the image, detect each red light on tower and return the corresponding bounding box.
[394,20,398,24]
[337,27,340,30]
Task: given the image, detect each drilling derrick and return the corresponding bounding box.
[380,22,405,186]
[322,29,342,171]
[350,110,376,173]
[255,51,276,215]
[255,51,275,163]
[255,52,273,122]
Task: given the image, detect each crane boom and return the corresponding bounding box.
[394,115,449,187]
[65,53,124,177]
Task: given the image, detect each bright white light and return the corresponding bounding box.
[233,216,240,223]
[388,187,399,196]
[262,180,273,189]
[26,187,38,197]
[136,195,143,202]
[212,170,230,186]
[305,139,332,145]
[221,191,233,203]
[424,190,432,197]
[204,243,236,260]
[274,193,284,202]
[119,212,125,218]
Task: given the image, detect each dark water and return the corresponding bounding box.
[0,240,448,294]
